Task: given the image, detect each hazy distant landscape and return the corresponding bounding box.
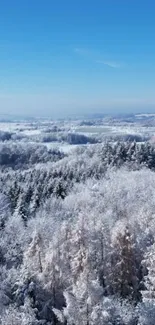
[0,113,154,152]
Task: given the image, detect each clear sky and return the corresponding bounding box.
[0,0,155,117]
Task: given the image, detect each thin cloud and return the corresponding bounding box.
[74,48,87,54]
[96,60,122,68]
[74,47,123,68]
[74,47,93,57]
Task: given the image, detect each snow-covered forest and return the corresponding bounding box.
[1,117,155,324]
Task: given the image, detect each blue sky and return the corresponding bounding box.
[0,0,155,117]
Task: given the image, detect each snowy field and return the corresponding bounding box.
[0,114,155,153]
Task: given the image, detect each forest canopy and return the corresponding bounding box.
[0,136,155,324]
